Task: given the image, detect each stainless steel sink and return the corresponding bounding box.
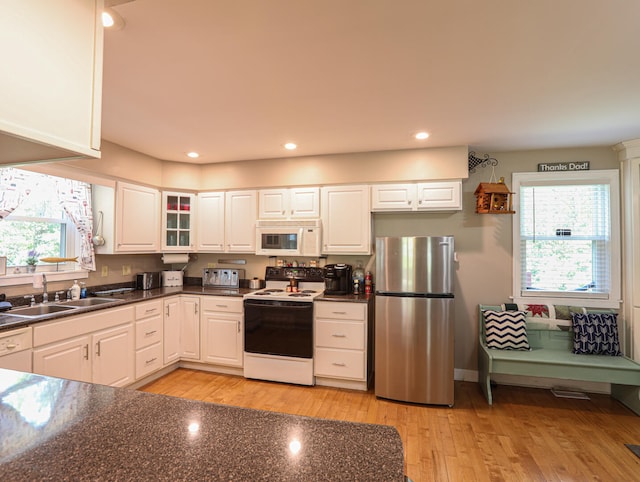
[59,297,122,307]
[10,304,78,317]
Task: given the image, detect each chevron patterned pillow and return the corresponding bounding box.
[571,312,622,356]
[483,310,530,350]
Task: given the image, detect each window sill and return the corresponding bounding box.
[0,269,88,287]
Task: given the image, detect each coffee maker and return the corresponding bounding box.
[323,264,352,295]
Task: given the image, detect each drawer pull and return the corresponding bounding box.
[6,343,17,350]
[145,330,157,336]
[145,357,157,365]
[332,311,347,315]
[84,344,89,360]
[332,362,346,367]
[145,308,156,313]
[332,333,346,338]
[216,304,228,308]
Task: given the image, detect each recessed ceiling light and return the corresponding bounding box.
[187,152,200,158]
[414,132,429,140]
[284,143,297,150]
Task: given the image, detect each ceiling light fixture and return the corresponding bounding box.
[414,132,429,140]
[102,8,125,30]
[284,143,297,150]
[187,151,200,158]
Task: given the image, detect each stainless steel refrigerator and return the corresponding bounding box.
[375,236,455,405]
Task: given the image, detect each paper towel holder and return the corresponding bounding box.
[161,253,190,264]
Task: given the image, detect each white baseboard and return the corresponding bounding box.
[454,368,478,382]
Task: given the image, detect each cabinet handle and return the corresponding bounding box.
[145,357,157,365]
[145,330,157,336]
[194,304,199,315]
[418,199,423,204]
[6,343,17,350]
[96,341,101,357]
[408,200,412,205]
[332,333,346,338]
[166,306,170,317]
[145,308,156,314]
[332,311,347,315]
[216,304,227,308]
[84,344,89,360]
[237,321,240,333]
[332,362,346,367]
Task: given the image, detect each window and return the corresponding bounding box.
[0,168,95,284]
[0,185,76,268]
[512,170,620,306]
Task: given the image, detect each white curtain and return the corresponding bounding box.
[0,168,34,219]
[56,178,96,271]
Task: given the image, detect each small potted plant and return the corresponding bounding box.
[26,249,39,273]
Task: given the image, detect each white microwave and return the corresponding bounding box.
[255,219,322,257]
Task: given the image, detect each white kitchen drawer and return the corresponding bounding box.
[315,301,366,321]
[135,315,162,349]
[314,348,365,380]
[135,300,163,320]
[135,342,163,379]
[201,296,243,314]
[315,320,365,350]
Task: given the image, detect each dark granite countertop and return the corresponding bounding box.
[0,286,254,332]
[0,287,371,332]
[0,368,404,481]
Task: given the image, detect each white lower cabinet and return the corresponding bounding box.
[33,305,135,387]
[314,301,371,390]
[181,296,201,360]
[201,296,243,367]
[135,300,163,379]
[164,295,200,364]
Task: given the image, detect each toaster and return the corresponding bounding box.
[136,272,161,290]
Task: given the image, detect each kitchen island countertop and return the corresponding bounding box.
[0,368,404,481]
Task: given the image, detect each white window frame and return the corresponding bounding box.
[512,169,621,309]
[0,181,88,287]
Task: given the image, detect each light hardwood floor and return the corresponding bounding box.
[140,369,640,481]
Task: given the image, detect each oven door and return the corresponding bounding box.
[244,299,313,358]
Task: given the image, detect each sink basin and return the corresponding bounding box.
[10,304,78,317]
[59,297,121,307]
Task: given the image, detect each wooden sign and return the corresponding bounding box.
[538,162,590,172]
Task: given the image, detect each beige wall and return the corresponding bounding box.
[8,143,620,374]
[53,142,469,190]
[369,145,619,374]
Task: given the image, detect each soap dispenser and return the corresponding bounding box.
[70,280,81,300]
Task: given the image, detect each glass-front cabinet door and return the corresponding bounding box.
[162,192,196,251]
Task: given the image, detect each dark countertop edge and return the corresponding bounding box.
[0,288,371,332]
[0,286,253,332]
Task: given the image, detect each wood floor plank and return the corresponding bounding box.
[140,369,640,481]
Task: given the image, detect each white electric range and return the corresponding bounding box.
[243,266,326,385]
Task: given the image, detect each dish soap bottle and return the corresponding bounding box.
[70,280,81,300]
[80,282,87,299]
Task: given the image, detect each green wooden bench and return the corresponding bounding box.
[478,304,640,416]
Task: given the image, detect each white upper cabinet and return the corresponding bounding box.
[0,0,103,165]
[162,192,196,251]
[92,182,161,254]
[225,190,257,252]
[196,191,226,252]
[371,181,462,212]
[321,185,371,254]
[258,187,320,219]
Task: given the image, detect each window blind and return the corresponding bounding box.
[519,182,610,295]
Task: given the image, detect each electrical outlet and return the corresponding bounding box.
[122,265,131,276]
[207,262,217,268]
[101,266,109,277]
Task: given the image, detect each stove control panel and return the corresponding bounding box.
[264,266,325,282]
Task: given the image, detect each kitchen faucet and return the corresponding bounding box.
[42,273,48,303]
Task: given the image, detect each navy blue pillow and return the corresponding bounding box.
[571,312,622,356]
